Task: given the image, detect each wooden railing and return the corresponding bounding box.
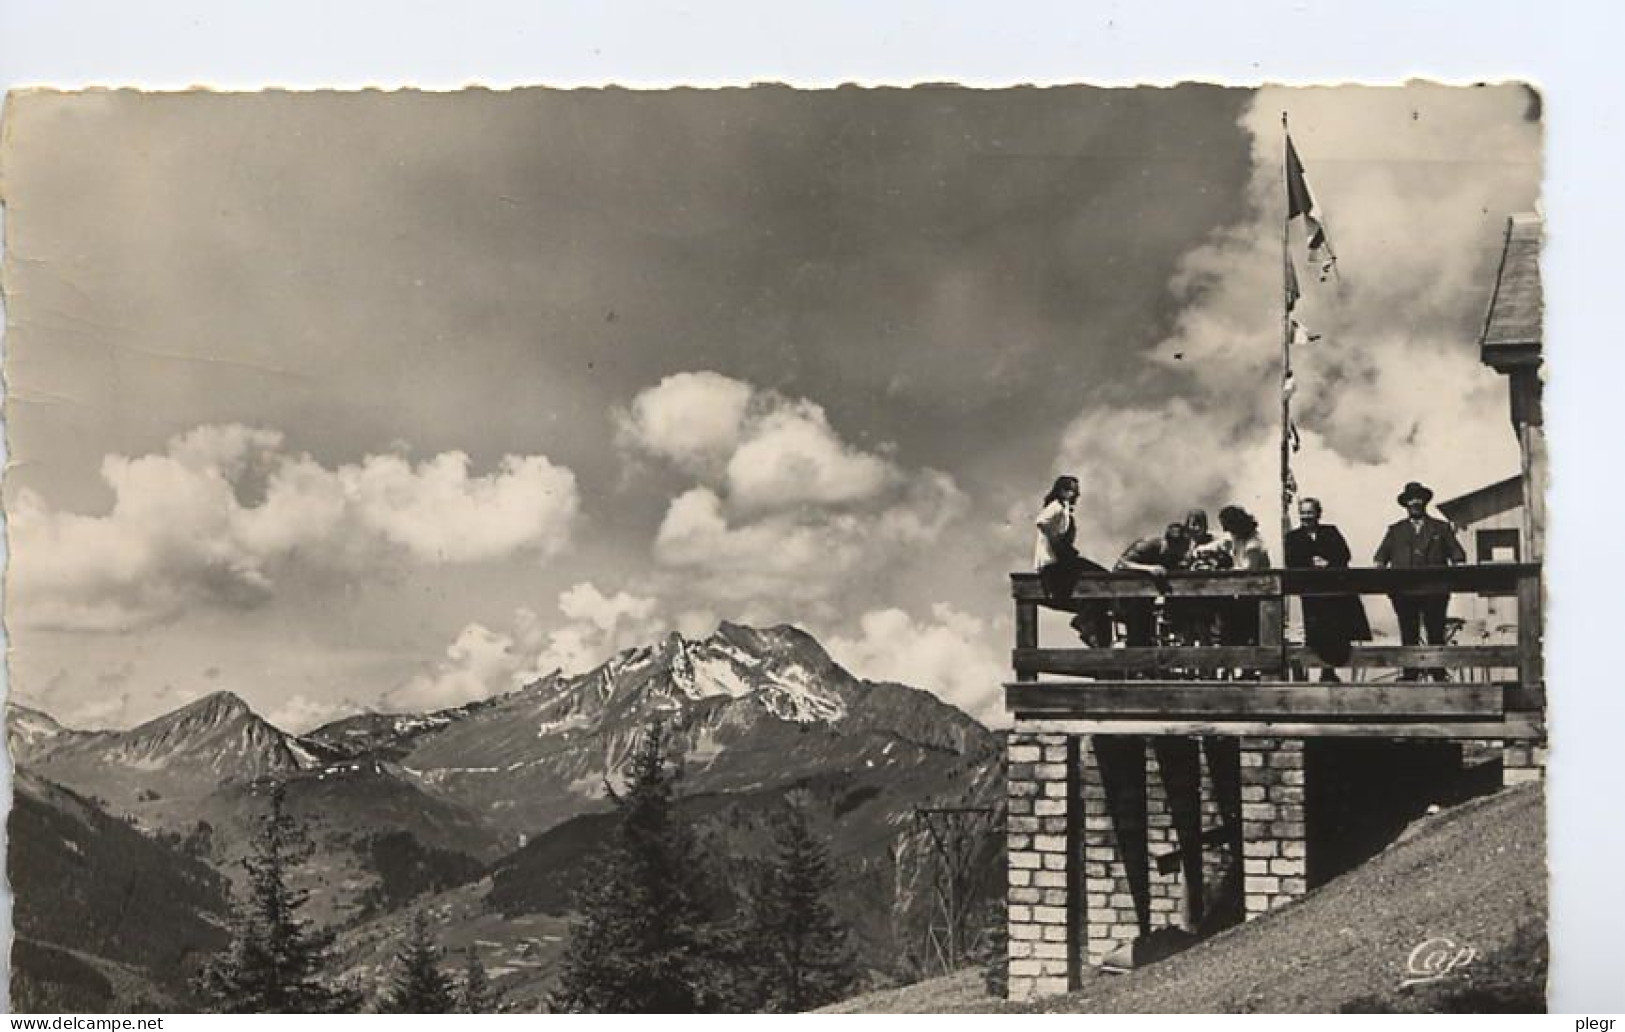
[1010,563,1543,688]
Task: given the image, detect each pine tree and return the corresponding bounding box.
[459,947,494,1013]
[742,796,859,1012]
[380,910,457,1013]
[194,782,357,1013]
[548,722,727,1013]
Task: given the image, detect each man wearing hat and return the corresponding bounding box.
[1373,481,1467,681]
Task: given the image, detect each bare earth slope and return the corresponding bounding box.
[827,782,1545,1013]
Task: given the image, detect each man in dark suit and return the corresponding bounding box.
[1372,481,1467,681]
[1284,497,1371,682]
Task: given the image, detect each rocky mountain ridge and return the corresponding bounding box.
[339,621,994,836]
[9,620,1003,1009]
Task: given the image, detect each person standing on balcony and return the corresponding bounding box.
[1215,506,1270,649]
[1372,481,1467,681]
[1113,522,1193,647]
[1034,475,1112,646]
[1285,497,1371,682]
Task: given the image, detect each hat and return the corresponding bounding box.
[1397,481,1434,506]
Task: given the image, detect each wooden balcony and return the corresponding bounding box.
[1007,563,1543,740]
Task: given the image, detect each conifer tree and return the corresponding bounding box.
[194,782,357,1013]
[741,796,859,1012]
[549,722,727,1013]
[459,946,494,1013]
[380,909,457,1013]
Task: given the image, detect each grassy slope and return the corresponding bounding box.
[825,783,1546,1014]
[7,772,232,1011]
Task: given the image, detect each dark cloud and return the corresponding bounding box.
[4,86,1252,517]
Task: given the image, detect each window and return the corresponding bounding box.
[1476,527,1520,564]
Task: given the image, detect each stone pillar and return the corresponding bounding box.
[1239,736,1308,920]
[1006,731,1076,1000]
[1501,740,1547,787]
[1143,744,1181,929]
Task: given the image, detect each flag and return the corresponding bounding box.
[1286,134,1338,280]
[1285,244,1301,310]
[1290,319,1321,346]
[1284,135,1317,221]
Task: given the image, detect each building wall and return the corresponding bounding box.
[1453,503,1524,651]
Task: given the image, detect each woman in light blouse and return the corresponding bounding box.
[1034,476,1110,646]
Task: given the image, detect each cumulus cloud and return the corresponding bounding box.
[1057,86,1540,564]
[348,452,579,563]
[263,693,356,735]
[384,622,531,713]
[826,603,1007,726]
[532,582,667,677]
[614,371,754,478]
[619,372,966,605]
[722,401,899,514]
[9,424,580,631]
[382,582,669,712]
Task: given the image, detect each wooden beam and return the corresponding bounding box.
[1012,644,1521,676]
[1006,678,1521,690]
[1503,686,1546,711]
[1518,573,1544,686]
[1004,682,1504,718]
[1011,564,1538,602]
[1481,340,1543,372]
[1280,565,1533,597]
[1259,599,1285,677]
[1011,715,1546,740]
[1011,571,1281,601]
[1323,645,1521,668]
[1013,646,1278,675]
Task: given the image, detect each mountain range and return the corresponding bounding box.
[8,621,1004,1011]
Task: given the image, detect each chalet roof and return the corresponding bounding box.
[1437,474,1523,525]
[1480,214,1543,370]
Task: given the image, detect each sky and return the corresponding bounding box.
[1,83,1542,731]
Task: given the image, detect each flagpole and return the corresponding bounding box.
[1280,113,1293,564]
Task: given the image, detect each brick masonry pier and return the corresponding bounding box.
[1005,731,1076,1000]
[1003,724,1544,1002]
[1238,736,1307,920]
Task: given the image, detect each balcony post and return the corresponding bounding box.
[1015,596,1038,683]
[1517,567,1543,688]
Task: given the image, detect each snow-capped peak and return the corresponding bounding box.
[589,626,848,724]
[8,702,69,739]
